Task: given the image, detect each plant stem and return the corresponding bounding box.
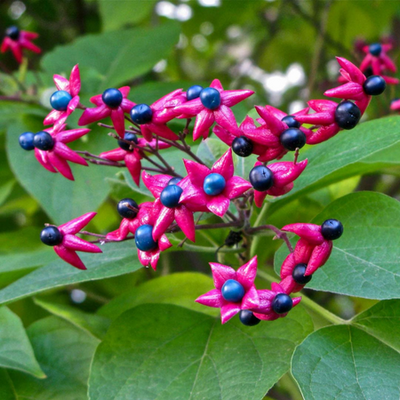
[250,202,270,257]
[257,269,346,325]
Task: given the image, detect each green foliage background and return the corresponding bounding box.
[1,0,400,399]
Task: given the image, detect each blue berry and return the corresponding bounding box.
[187,85,203,101]
[117,198,138,219]
[40,226,63,246]
[50,90,72,111]
[135,224,157,251]
[321,219,343,240]
[203,173,226,196]
[118,132,139,151]
[334,101,361,130]
[232,136,253,157]
[102,88,123,109]
[19,132,35,151]
[221,279,245,302]
[272,293,293,314]
[281,115,300,128]
[239,310,261,326]
[249,165,273,191]
[369,43,382,56]
[130,104,153,125]
[34,131,54,151]
[160,185,183,208]
[200,87,221,110]
[280,128,306,151]
[168,177,182,186]
[6,26,19,40]
[292,263,312,285]
[363,75,386,96]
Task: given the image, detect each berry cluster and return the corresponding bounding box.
[12,35,385,325]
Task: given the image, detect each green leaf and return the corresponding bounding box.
[0,241,141,306]
[0,307,45,378]
[8,316,99,399]
[274,192,400,300]
[196,138,230,168]
[271,116,400,211]
[0,369,17,400]
[34,297,110,339]
[98,272,219,319]
[6,118,115,224]
[99,0,157,31]
[41,22,181,91]
[0,180,15,207]
[292,300,400,400]
[89,304,313,400]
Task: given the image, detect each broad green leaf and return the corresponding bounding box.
[8,316,99,400]
[0,180,15,207]
[196,138,230,168]
[274,192,400,300]
[292,300,400,400]
[6,118,115,224]
[0,369,17,400]
[99,0,157,31]
[0,241,141,306]
[271,116,400,211]
[89,304,313,400]
[98,272,219,319]
[0,307,45,378]
[34,297,110,339]
[41,22,180,91]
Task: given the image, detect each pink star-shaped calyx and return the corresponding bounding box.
[253,160,308,207]
[179,148,252,217]
[78,86,135,137]
[44,64,81,128]
[132,89,186,142]
[34,124,90,180]
[360,42,396,76]
[106,202,154,241]
[142,171,195,242]
[1,28,41,63]
[172,79,254,141]
[251,282,301,321]
[324,57,371,114]
[100,137,170,186]
[281,222,335,276]
[195,256,260,324]
[52,212,102,270]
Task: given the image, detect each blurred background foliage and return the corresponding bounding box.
[1,1,400,398]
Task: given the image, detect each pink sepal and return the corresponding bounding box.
[54,245,86,270]
[282,223,324,245]
[62,234,102,253]
[236,256,257,290]
[210,263,236,290]
[59,212,97,235]
[305,240,333,276]
[221,303,241,324]
[195,289,223,308]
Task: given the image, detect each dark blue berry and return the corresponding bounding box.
[102,88,123,109]
[249,165,273,192]
[292,263,312,285]
[117,198,138,219]
[321,219,343,240]
[160,185,183,208]
[334,101,361,130]
[363,75,386,96]
[50,90,72,111]
[118,132,139,151]
[272,293,293,314]
[168,177,182,186]
[280,128,306,151]
[203,173,226,196]
[232,136,253,157]
[187,85,203,101]
[6,26,19,40]
[239,310,261,326]
[40,226,63,246]
[19,132,35,151]
[135,224,157,251]
[34,131,54,151]
[200,87,221,110]
[281,115,300,128]
[221,279,245,302]
[369,43,382,56]
[130,104,153,125]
